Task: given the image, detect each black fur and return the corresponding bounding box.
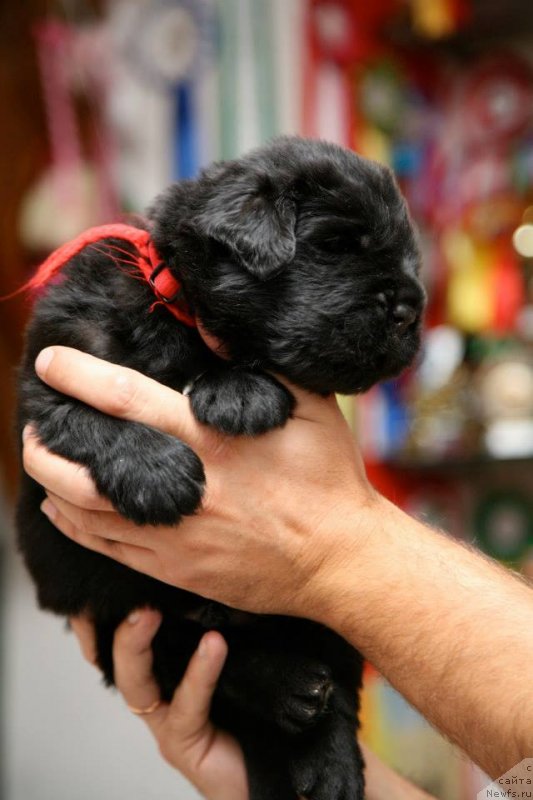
[16,137,425,800]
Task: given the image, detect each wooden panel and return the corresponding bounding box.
[0,1,49,498]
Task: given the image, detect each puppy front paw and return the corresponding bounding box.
[189,369,294,435]
[91,426,205,526]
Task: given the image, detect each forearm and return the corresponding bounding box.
[26,349,533,779]
[309,495,533,778]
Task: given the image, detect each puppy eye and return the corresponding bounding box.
[308,219,370,257]
[318,236,355,256]
[317,229,371,256]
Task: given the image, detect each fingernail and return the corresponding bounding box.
[40,498,57,521]
[127,611,141,625]
[198,634,209,659]
[35,347,55,376]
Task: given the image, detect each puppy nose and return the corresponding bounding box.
[392,302,418,330]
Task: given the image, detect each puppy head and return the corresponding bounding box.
[152,137,425,394]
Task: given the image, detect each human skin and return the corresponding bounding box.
[23,346,533,780]
[70,609,435,800]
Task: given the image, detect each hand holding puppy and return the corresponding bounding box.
[26,345,376,619]
[25,346,533,780]
[18,138,424,799]
[71,609,434,800]
[71,611,249,800]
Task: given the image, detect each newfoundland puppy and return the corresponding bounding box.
[17,137,425,800]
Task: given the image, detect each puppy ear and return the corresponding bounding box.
[196,173,297,279]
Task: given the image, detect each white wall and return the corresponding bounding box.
[1,523,201,800]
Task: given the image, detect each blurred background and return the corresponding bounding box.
[1,1,533,798]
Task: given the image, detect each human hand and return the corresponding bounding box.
[70,610,249,800]
[23,346,379,619]
[71,611,435,800]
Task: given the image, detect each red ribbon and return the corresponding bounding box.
[22,223,196,327]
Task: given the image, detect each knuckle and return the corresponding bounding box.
[204,431,230,463]
[75,474,105,510]
[76,512,106,543]
[67,522,82,542]
[109,541,126,562]
[201,477,221,513]
[104,540,128,567]
[76,509,96,536]
[108,372,141,416]
[111,631,127,660]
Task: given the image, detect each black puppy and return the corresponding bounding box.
[17,137,425,800]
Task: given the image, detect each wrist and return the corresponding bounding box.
[296,489,392,635]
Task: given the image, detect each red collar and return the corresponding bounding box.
[26,223,196,327]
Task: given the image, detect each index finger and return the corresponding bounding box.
[34,347,207,450]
